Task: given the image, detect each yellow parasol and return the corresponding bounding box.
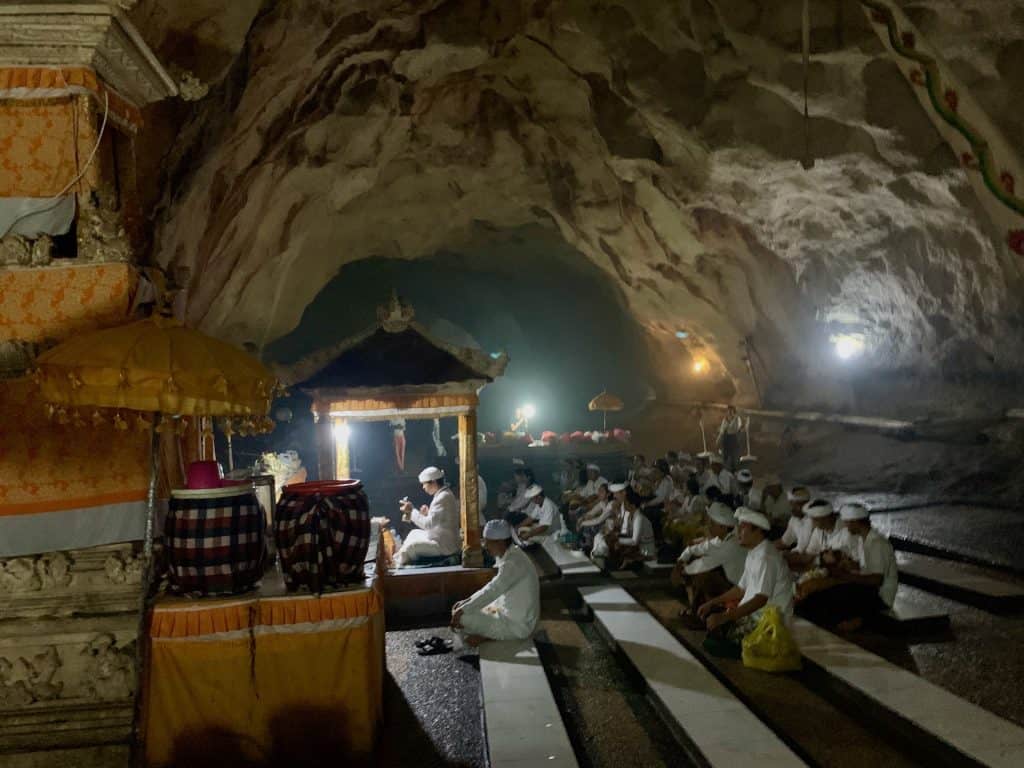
[588,390,624,431]
[32,312,279,755]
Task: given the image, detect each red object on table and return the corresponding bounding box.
[186,460,221,489]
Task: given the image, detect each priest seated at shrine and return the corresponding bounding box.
[451,520,540,647]
[395,466,461,567]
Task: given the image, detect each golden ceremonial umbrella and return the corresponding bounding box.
[32,313,279,756]
[588,390,624,431]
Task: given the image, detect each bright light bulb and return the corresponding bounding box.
[522,404,537,419]
[675,330,689,339]
[832,335,865,360]
[692,359,707,374]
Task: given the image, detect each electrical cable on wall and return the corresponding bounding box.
[0,85,110,238]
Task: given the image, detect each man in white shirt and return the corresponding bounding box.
[672,503,748,625]
[576,482,614,551]
[395,467,461,566]
[776,486,812,552]
[565,463,607,512]
[784,498,844,571]
[708,455,736,498]
[451,519,540,646]
[699,508,794,647]
[517,485,561,543]
[755,474,789,531]
[611,483,656,567]
[735,469,754,507]
[795,503,898,631]
[502,466,535,525]
[642,459,673,537]
[716,405,744,471]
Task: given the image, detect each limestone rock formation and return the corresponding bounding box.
[148,0,1024,414]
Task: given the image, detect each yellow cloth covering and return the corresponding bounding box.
[144,580,385,767]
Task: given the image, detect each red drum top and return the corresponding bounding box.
[281,479,364,497]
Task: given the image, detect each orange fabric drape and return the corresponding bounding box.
[0,262,137,343]
[144,583,385,767]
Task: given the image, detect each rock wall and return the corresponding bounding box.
[149,0,1024,415]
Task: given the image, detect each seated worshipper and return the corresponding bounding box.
[641,459,673,536]
[775,486,812,552]
[451,520,540,646]
[576,482,615,552]
[628,454,649,485]
[698,508,794,652]
[672,503,748,626]
[565,463,607,512]
[601,484,656,569]
[716,405,744,471]
[708,454,737,500]
[784,499,845,572]
[665,451,680,474]
[517,484,562,544]
[735,469,754,507]
[556,458,582,495]
[754,475,790,534]
[396,467,461,567]
[795,503,897,631]
[503,467,536,525]
[662,474,706,549]
[696,452,716,492]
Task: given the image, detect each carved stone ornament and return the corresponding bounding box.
[0,2,177,106]
[0,233,54,267]
[0,553,74,594]
[103,551,143,585]
[376,291,415,332]
[76,193,133,263]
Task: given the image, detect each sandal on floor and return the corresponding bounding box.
[417,637,453,656]
[414,635,443,649]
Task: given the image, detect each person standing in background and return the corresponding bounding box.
[716,405,743,471]
[390,417,407,472]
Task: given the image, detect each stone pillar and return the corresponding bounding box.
[458,411,483,568]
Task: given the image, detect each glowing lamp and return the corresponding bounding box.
[675,331,689,339]
[692,359,708,374]
[832,334,865,360]
[522,403,537,419]
[332,420,351,442]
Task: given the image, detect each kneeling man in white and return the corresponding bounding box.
[451,520,540,647]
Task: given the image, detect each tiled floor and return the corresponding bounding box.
[581,585,807,767]
[479,640,578,767]
[793,618,1024,767]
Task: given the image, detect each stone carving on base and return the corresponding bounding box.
[0,234,53,267]
[81,634,135,700]
[104,551,143,585]
[77,194,133,264]
[0,647,64,706]
[0,553,73,594]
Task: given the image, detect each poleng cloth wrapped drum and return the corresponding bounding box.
[275,480,371,592]
[165,485,266,596]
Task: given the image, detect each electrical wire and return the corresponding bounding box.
[1,86,110,239]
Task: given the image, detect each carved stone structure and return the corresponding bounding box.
[0,544,140,766]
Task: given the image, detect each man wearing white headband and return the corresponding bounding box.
[707,454,737,499]
[755,474,789,531]
[564,463,607,511]
[775,486,812,553]
[517,485,562,543]
[396,467,461,567]
[784,498,845,571]
[735,469,754,507]
[672,502,747,626]
[452,519,540,646]
[795,503,898,630]
[698,508,794,648]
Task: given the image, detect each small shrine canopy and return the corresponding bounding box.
[281,294,508,569]
[284,294,508,420]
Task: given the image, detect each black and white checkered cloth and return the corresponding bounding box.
[275,481,371,593]
[165,492,266,596]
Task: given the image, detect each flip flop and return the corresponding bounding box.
[417,637,453,656]
[414,635,442,649]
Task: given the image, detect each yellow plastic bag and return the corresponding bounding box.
[741,606,802,672]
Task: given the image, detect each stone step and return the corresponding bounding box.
[479,639,579,767]
[792,618,1024,767]
[874,588,950,634]
[896,551,1024,611]
[580,585,807,767]
[540,539,601,577]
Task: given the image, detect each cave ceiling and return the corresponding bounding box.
[129,0,1024,409]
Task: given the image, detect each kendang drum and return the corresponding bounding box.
[165,484,266,596]
[275,480,371,593]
